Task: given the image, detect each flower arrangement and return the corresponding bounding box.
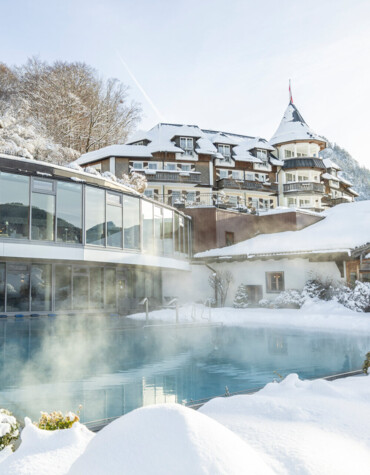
[35,408,81,431]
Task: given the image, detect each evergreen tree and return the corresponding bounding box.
[233,284,249,308]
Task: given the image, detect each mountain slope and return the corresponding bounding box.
[320,142,370,200]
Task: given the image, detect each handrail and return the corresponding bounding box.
[139,297,149,324]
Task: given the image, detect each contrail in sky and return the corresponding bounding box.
[116,50,165,122]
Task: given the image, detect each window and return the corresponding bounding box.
[105,268,116,310]
[142,200,154,253]
[218,144,231,159]
[181,164,192,172]
[164,163,177,171]
[123,195,140,250]
[256,149,267,160]
[132,162,143,170]
[6,263,30,311]
[57,182,82,243]
[0,172,29,239]
[148,162,158,170]
[232,170,243,180]
[298,175,309,181]
[225,232,234,246]
[85,187,105,246]
[286,173,295,182]
[163,208,173,255]
[0,263,5,312]
[31,179,55,241]
[288,198,296,206]
[180,137,194,155]
[186,191,196,203]
[299,199,311,207]
[285,150,293,158]
[246,172,254,181]
[31,264,52,312]
[55,265,72,311]
[266,272,284,293]
[107,192,123,248]
[144,189,154,198]
[90,267,104,309]
[154,206,163,255]
[219,169,229,179]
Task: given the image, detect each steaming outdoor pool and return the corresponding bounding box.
[0,315,369,425]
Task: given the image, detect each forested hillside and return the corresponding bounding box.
[0,58,141,163]
[320,142,370,200]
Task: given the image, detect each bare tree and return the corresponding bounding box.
[208,270,234,307]
[0,58,141,159]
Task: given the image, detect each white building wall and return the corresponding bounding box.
[162,258,342,306]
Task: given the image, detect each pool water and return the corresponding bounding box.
[0,315,369,424]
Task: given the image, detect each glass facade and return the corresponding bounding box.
[90,267,104,309]
[86,187,106,246]
[0,172,29,239]
[57,182,82,243]
[0,171,190,257]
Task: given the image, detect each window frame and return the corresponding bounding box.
[265,271,285,293]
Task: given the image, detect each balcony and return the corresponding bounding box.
[137,170,202,184]
[217,178,278,192]
[322,196,353,206]
[283,182,325,194]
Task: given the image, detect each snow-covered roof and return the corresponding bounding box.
[209,132,239,146]
[321,172,339,182]
[347,188,359,197]
[270,157,284,166]
[270,102,326,147]
[322,158,341,170]
[338,175,353,186]
[196,200,370,259]
[75,145,152,166]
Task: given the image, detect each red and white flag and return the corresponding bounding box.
[289,80,293,103]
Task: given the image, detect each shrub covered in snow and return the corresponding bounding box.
[233,284,249,308]
[362,352,370,374]
[258,298,271,308]
[273,289,304,309]
[0,409,19,451]
[301,278,339,302]
[338,281,370,313]
[35,410,80,431]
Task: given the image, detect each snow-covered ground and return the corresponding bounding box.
[128,299,370,334]
[1,374,369,474]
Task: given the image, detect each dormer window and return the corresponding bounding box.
[180,137,194,156]
[218,144,231,159]
[133,141,145,146]
[256,149,267,161]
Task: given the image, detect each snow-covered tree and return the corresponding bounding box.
[233,284,249,308]
[120,172,147,193]
[208,271,234,307]
[0,409,19,452]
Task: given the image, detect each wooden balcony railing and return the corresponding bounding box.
[283,182,325,193]
[217,178,278,192]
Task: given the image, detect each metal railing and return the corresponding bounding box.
[217,178,278,192]
[137,170,201,184]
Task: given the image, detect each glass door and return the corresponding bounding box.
[72,267,89,311]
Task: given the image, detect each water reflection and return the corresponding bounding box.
[0,316,368,424]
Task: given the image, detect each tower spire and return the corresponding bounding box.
[289,79,293,104]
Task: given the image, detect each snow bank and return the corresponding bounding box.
[201,374,370,475]
[0,418,94,475]
[68,403,274,475]
[128,300,370,333]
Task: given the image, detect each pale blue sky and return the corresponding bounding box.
[1,0,370,167]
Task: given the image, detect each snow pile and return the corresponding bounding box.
[68,403,273,475]
[196,200,370,258]
[128,300,370,333]
[201,374,370,475]
[0,418,94,475]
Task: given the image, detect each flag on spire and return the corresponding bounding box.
[289,79,293,104]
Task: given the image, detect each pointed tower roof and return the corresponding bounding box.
[270,101,326,148]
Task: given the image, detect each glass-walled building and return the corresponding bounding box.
[0,154,191,316]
